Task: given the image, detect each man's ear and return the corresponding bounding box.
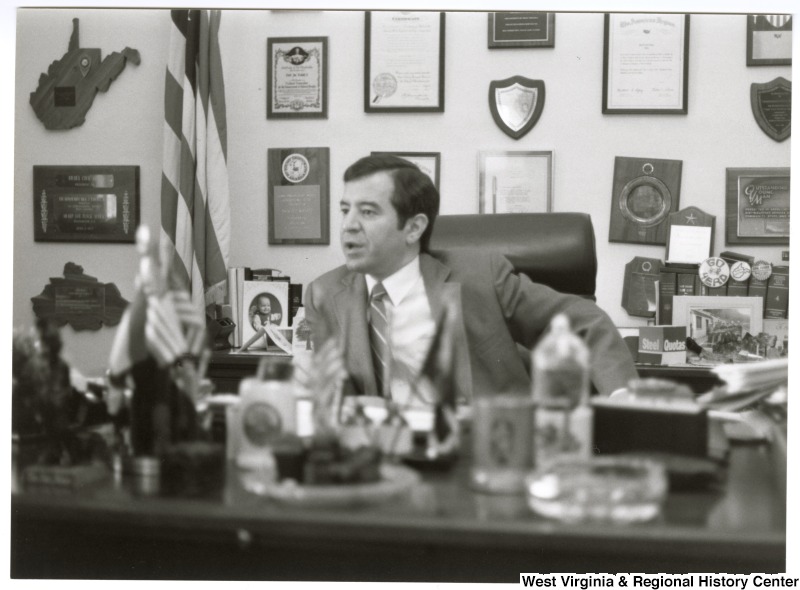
[404,213,429,245]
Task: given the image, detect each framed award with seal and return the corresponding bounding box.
[725,167,789,246]
[609,156,682,245]
[364,11,445,113]
[267,147,329,245]
[267,36,328,119]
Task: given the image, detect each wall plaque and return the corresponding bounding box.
[751,76,791,142]
[31,262,128,331]
[488,12,555,48]
[746,14,792,66]
[29,18,140,130]
[725,167,789,246]
[609,156,682,245]
[33,165,139,243]
[621,256,662,318]
[488,76,545,140]
[267,147,330,245]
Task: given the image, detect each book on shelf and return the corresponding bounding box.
[707,284,728,297]
[676,272,695,296]
[658,269,677,325]
[726,278,749,297]
[765,265,789,319]
[748,276,769,317]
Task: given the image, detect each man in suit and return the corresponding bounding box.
[303,155,637,403]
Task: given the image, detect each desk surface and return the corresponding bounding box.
[11,441,786,581]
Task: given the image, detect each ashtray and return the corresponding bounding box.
[525,456,668,524]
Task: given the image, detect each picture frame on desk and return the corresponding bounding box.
[371,151,440,191]
[673,296,763,351]
[239,280,291,353]
[478,150,552,214]
[725,168,789,246]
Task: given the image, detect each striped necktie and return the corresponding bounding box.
[368,282,390,397]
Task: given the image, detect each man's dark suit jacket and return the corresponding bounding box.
[304,249,638,400]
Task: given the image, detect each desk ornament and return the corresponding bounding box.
[488,76,545,140]
[609,156,682,245]
[29,18,140,130]
[107,225,211,459]
[751,77,791,142]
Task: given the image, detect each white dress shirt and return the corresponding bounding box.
[366,256,436,407]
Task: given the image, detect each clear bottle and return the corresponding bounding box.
[531,314,593,468]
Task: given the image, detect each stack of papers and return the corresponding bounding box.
[710,358,788,394]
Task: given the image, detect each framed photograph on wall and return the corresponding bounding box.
[673,296,763,352]
[267,147,330,245]
[267,36,328,119]
[603,13,690,114]
[725,167,789,246]
[364,11,445,113]
[746,14,792,66]
[33,165,139,243]
[371,151,440,190]
[478,151,552,214]
[488,12,555,48]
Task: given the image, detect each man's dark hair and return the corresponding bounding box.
[343,154,439,252]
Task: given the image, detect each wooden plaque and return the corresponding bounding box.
[621,256,662,318]
[609,156,682,245]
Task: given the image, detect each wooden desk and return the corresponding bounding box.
[11,442,785,581]
[208,352,724,394]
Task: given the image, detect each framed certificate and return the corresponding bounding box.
[725,168,790,246]
[478,151,552,214]
[267,147,330,245]
[33,165,139,243]
[488,12,555,48]
[603,14,690,114]
[747,14,792,66]
[371,151,440,190]
[365,11,445,113]
[267,36,327,119]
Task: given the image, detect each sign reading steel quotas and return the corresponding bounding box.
[699,257,730,288]
[489,76,545,139]
[750,76,791,142]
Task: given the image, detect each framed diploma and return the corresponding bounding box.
[267,37,327,119]
[364,11,445,113]
[478,151,552,214]
[33,165,139,243]
[371,151,441,190]
[267,147,330,245]
[747,14,792,66]
[603,13,690,114]
[725,168,789,246]
[488,12,555,49]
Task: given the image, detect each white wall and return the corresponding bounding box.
[14,9,791,376]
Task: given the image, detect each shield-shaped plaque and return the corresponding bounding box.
[750,76,791,142]
[489,76,545,140]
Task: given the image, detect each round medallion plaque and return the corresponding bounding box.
[618,175,672,228]
[282,153,310,183]
[699,257,730,288]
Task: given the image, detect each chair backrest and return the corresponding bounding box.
[429,213,598,299]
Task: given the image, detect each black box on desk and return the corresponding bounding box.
[591,398,708,457]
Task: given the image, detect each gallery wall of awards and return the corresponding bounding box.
[12,8,791,376]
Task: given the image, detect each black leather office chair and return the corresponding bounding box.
[429,213,598,300]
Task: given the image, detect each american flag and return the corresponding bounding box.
[161,9,230,310]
